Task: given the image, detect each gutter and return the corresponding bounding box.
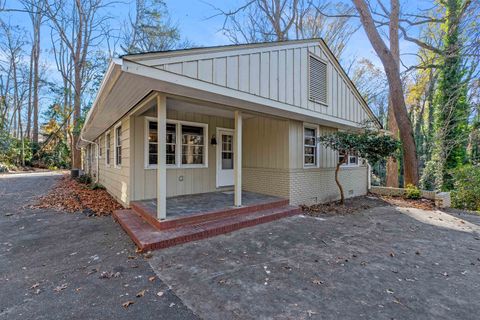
[79,133,100,184]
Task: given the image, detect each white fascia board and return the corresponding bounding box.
[82,59,123,133]
[121,60,362,130]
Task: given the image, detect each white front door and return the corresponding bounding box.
[216,128,234,187]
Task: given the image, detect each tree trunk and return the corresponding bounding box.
[386,100,400,187]
[335,154,348,204]
[352,0,419,185]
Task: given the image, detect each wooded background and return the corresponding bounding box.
[0,0,479,200]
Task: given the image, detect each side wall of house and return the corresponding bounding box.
[242,116,290,198]
[288,120,368,205]
[94,115,131,207]
[131,108,234,200]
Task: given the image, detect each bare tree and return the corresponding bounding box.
[22,0,45,143]
[212,0,356,58]
[44,0,111,169]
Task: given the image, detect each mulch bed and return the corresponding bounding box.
[302,194,437,217]
[31,174,122,216]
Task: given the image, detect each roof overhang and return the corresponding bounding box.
[80,55,376,146]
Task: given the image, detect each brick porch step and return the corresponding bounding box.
[130,198,290,230]
[113,205,301,252]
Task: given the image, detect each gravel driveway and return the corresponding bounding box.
[0,172,198,320]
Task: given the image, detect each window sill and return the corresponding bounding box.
[303,164,319,169]
[145,165,208,170]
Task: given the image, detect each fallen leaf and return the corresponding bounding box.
[312,279,324,285]
[30,283,40,289]
[122,300,134,308]
[53,283,68,292]
[148,276,156,282]
[386,289,394,294]
[157,291,164,297]
[136,290,146,298]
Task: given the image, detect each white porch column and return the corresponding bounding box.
[157,94,167,220]
[234,110,242,207]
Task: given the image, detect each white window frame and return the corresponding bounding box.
[114,122,122,168]
[308,53,329,106]
[303,123,319,168]
[339,152,359,167]
[105,132,111,167]
[144,117,208,169]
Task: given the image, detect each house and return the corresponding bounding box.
[80,39,380,249]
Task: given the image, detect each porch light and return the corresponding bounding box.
[211,135,217,145]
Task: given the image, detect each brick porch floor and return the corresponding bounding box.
[113,191,301,251]
[136,191,283,219]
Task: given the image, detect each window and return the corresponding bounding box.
[304,125,318,167]
[309,55,328,104]
[105,133,111,166]
[98,137,102,158]
[114,124,122,167]
[145,118,207,168]
[339,152,358,166]
[166,123,176,165]
[181,125,205,165]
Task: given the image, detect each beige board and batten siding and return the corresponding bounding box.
[242,116,290,198]
[131,108,234,201]
[137,41,372,126]
[95,115,131,206]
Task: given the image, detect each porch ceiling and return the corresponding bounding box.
[81,58,366,145]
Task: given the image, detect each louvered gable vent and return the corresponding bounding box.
[309,55,327,104]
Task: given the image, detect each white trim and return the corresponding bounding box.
[113,122,122,168]
[105,131,111,167]
[216,127,235,188]
[144,117,208,169]
[307,53,329,106]
[303,123,320,169]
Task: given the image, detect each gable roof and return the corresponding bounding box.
[81,39,380,146]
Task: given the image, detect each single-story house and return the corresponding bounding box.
[80,38,380,223]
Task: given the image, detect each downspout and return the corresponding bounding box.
[79,133,99,184]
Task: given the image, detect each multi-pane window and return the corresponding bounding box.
[98,137,102,158]
[221,134,233,169]
[115,125,122,167]
[166,123,176,165]
[304,126,317,166]
[146,119,207,168]
[181,125,204,165]
[339,152,358,166]
[105,133,111,166]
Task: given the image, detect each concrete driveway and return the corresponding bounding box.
[150,203,480,320]
[0,172,198,320]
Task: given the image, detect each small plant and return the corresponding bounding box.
[404,184,421,199]
[76,174,92,184]
[89,183,106,190]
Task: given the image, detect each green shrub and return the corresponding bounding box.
[89,183,105,190]
[451,165,480,212]
[405,184,421,199]
[76,174,92,184]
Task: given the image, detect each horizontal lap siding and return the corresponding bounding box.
[96,116,131,206]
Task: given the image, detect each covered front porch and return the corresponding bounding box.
[128,91,288,221]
